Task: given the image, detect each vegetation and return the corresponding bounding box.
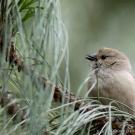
[0,0,135,135]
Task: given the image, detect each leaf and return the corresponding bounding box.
[22,9,35,22]
[19,0,37,11]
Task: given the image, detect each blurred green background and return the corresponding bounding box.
[60,0,135,91]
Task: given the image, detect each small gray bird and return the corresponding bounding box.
[86,48,135,114]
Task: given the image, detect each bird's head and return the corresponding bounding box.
[86,48,132,72]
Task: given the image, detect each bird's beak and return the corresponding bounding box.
[85,54,97,61]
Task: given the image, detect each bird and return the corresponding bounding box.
[86,47,135,114]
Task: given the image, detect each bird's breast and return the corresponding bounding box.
[89,70,135,113]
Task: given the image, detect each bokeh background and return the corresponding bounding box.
[60,0,135,91]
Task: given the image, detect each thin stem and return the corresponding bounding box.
[96,73,99,101]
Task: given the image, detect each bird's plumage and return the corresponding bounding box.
[87,48,135,114]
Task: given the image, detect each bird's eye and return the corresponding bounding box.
[101,55,107,60]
